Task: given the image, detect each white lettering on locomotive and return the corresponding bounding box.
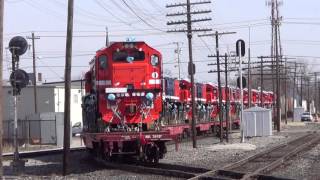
[145,135,151,139]
[122,135,131,140]
[152,134,162,139]
[105,87,128,93]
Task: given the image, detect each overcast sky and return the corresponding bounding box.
[3,0,320,82]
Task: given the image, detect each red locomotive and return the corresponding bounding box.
[81,40,274,163]
[82,41,169,163]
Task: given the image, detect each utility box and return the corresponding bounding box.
[243,106,272,137]
[293,107,305,122]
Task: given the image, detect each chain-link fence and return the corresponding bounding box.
[3,118,57,145]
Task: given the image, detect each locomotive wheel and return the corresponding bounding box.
[182,130,188,139]
[144,143,160,164]
[214,126,221,137]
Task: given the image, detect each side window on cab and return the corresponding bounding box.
[150,54,159,66]
[98,55,107,69]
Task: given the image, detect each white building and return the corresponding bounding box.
[3,80,85,126]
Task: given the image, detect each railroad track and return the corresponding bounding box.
[190,131,320,180]
[6,131,316,180]
[2,147,86,160]
[94,157,210,179]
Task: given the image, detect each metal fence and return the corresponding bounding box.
[3,118,57,145]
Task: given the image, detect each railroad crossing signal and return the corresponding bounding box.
[8,36,29,94]
[237,76,247,88]
[9,69,29,92]
[236,39,245,57]
[8,36,29,168]
[9,36,28,56]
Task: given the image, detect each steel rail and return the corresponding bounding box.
[189,131,320,180]
[94,157,209,179]
[242,133,320,180]
[3,146,86,159]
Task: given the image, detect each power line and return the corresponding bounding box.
[121,0,165,32]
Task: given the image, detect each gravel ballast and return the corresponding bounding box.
[270,140,320,180]
[4,122,320,179]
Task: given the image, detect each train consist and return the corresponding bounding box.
[81,40,275,163]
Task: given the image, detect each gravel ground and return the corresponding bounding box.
[4,151,178,180]
[270,136,320,180]
[3,122,320,180]
[162,129,300,170]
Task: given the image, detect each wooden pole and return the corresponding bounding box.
[284,58,287,124]
[27,32,40,113]
[260,57,264,107]
[0,0,4,176]
[63,0,74,176]
[186,0,197,148]
[292,62,296,121]
[224,53,229,142]
[215,31,223,143]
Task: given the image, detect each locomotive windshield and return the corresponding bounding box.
[113,50,145,61]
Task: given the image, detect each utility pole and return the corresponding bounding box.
[224,53,230,142]
[300,75,303,107]
[27,32,40,113]
[307,78,310,112]
[269,0,275,96]
[173,42,182,80]
[63,0,74,176]
[215,32,223,142]
[314,73,317,114]
[186,1,196,148]
[274,4,281,132]
[199,31,236,143]
[268,0,282,131]
[166,0,212,148]
[284,58,287,124]
[260,56,264,107]
[0,0,4,176]
[292,62,297,121]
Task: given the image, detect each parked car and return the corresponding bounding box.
[301,112,313,122]
[72,122,82,136]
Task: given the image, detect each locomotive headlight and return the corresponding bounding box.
[151,72,159,79]
[107,94,116,101]
[150,55,159,66]
[146,92,154,100]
